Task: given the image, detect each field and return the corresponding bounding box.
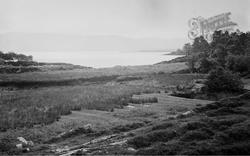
[0,62,186,82]
[0,62,249,155]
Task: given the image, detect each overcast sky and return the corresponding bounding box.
[0,0,249,38]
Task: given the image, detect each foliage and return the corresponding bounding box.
[226,55,250,75]
[197,57,218,73]
[128,92,250,155]
[205,67,243,92]
[185,30,250,74]
[0,51,33,61]
[186,36,210,72]
[0,81,160,131]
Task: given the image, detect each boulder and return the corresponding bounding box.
[173,79,207,97]
[16,137,34,152]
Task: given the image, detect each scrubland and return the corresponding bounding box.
[0,61,249,155]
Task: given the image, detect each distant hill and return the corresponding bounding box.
[0,32,186,52]
[165,49,186,55]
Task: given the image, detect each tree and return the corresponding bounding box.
[211,44,228,67]
[186,36,211,73]
[183,43,192,56]
[197,57,217,73]
[205,67,243,92]
[183,30,250,74]
[226,55,250,74]
[192,36,210,55]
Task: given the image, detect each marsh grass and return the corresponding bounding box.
[0,84,158,131]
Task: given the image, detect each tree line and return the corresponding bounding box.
[0,51,33,62]
[181,30,250,92]
[184,30,250,75]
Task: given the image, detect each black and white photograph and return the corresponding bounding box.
[0,0,250,155]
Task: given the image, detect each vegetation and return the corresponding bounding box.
[172,30,250,94]
[127,92,250,155]
[186,30,250,75]
[129,97,158,104]
[0,83,159,131]
[205,67,243,92]
[166,43,192,56]
[0,29,250,155]
[0,51,33,62]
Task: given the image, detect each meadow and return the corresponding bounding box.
[0,61,204,133]
[0,60,249,155]
[0,82,158,131]
[0,62,186,82]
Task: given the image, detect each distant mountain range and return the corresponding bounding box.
[0,33,186,52]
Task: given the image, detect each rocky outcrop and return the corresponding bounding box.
[172,79,207,98]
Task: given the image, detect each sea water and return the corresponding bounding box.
[31,51,181,68]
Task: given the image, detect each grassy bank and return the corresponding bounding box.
[126,92,250,155]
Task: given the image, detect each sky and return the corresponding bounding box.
[0,0,249,51]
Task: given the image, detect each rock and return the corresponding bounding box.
[16,143,23,149]
[16,137,33,152]
[83,124,93,133]
[182,110,193,116]
[17,137,28,145]
[177,110,194,119]
[110,140,127,145]
[192,79,207,84]
[127,147,137,152]
[174,79,207,97]
[17,137,34,147]
[27,141,34,146]
[191,83,206,94]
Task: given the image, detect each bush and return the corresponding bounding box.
[226,55,250,75]
[128,130,177,148]
[205,67,243,92]
[197,57,218,73]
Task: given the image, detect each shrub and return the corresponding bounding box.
[0,137,20,154]
[205,67,243,92]
[197,57,218,73]
[128,130,177,148]
[226,55,250,75]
